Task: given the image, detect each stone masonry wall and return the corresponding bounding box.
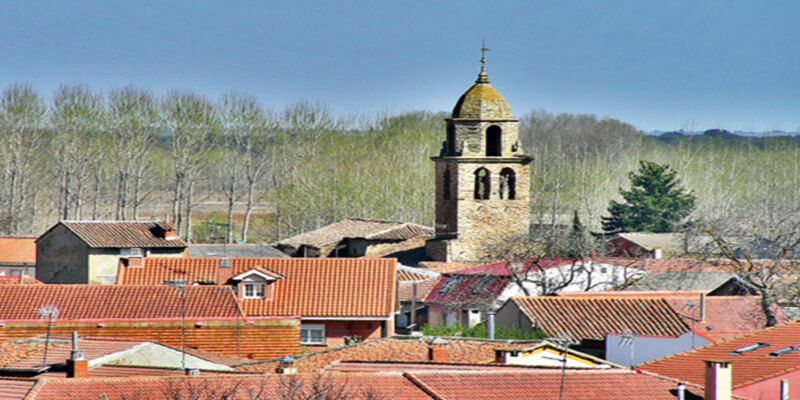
[448,119,521,158]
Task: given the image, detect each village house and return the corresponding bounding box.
[0,285,300,360]
[0,237,36,278]
[36,221,186,284]
[115,257,397,347]
[423,258,646,329]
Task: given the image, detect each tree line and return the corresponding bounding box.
[2,82,800,243]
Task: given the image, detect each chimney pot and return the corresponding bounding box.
[219,258,232,269]
[699,293,706,322]
[704,360,732,400]
[676,382,685,400]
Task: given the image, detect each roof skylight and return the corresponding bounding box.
[768,346,798,357]
[731,342,769,354]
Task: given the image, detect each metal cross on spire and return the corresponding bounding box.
[480,40,491,65]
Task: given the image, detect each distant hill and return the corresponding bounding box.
[645,129,800,146]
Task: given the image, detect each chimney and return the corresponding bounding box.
[218,257,232,269]
[704,360,732,400]
[781,380,789,400]
[126,257,143,268]
[275,356,297,375]
[185,368,200,376]
[66,332,88,378]
[486,312,496,340]
[699,293,706,322]
[676,382,685,400]
[428,338,448,362]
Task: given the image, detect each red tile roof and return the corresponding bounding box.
[398,279,437,302]
[424,274,510,306]
[642,320,800,389]
[0,285,241,321]
[117,258,396,318]
[0,237,36,264]
[398,267,437,281]
[0,378,35,400]
[274,218,433,250]
[0,276,42,285]
[42,221,185,248]
[236,337,539,373]
[556,292,789,341]
[508,297,690,341]
[405,369,709,400]
[0,336,148,370]
[366,237,428,258]
[24,373,433,400]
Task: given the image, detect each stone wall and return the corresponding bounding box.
[447,119,521,158]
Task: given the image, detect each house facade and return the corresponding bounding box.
[36,221,186,284]
[116,257,397,347]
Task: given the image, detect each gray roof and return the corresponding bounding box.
[623,271,744,292]
[187,244,288,258]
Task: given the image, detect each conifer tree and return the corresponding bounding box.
[602,161,695,234]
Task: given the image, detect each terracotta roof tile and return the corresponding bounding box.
[0,276,42,285]
[117,258,396,318]
[0,335,149,370]
[274,218,433,250]
[25,373,433,400]
[452,258,575,275]
[406,369,710,400]
[641,320,800,389]
[397,266,438,281]
[236,337,539,373]
[0,237,36,264]
[43,221,185,248]
[0,378,36,400]
[0,285,241,321]
[0,318,300,361]
[556,292,789,340]
[509,297,690,341]
[398,279,437,302]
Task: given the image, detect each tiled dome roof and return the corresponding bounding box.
[451,69,512,119]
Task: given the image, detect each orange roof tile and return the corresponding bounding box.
[0,378,36,400]
[418,261,482,274]
[236,337,540,373]
[0,237,36,264]
[117,258,396,318]
[641,320,800,389]
[398,279,437,302]
[0,336,148,370]
[405,369,711,400]
[25,373,433,400]
[0,276,42,285]
[0,285,241,321]
[556,292,789,340]
[41,221,185,248]
[508,297,690,341]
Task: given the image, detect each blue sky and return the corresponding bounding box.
[2,1,798,131]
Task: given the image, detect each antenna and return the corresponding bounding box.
[620,328,635,367]
[36,305,60,367]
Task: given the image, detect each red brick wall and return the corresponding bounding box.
[303,320,389,347]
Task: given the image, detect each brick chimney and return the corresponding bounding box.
[428,337,448,362]
[704,360,732,400]
[66,332,88,378]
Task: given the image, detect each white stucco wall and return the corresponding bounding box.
[605,331,711,366]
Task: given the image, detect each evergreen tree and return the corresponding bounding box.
[602,161,695,234]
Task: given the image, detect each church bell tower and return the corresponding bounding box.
[426,50,533,262]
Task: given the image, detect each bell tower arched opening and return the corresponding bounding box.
[474,168,490,199]
[486,125,502,156]
[500,168,516,200]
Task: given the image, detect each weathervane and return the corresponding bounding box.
[480,40,490,66]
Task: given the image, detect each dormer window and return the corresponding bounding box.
[244,283,267,299]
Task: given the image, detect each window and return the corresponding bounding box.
[446,125,456,155]
[474,168,490,199]
[732,342,769,354]
[499,168,516,200]
[486,125,502,156]
[120,247,143,257]
[243,283,266,299]
[300,324,325,345]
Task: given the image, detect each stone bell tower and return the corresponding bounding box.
[425,53,533,262]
